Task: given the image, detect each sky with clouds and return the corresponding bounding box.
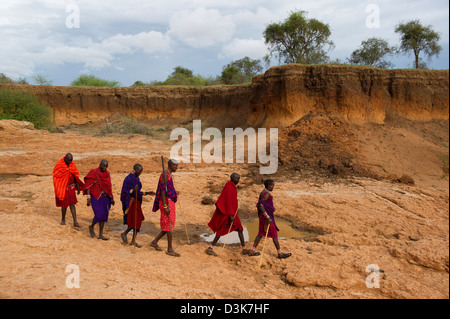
[1,0,448,86]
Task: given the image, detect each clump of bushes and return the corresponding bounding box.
[0,89,52,130]
[71,74,120,87]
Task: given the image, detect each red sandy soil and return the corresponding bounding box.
[0,117,448,299]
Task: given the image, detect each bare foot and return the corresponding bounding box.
[60,220,66,225]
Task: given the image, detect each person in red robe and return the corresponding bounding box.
[84,159,115,240]
[206,173,250,256]
[53,153,84,228]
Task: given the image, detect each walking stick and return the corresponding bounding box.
[172,174,190,245]
[161,156,171,231]
[222,206,239,248]
[258,221,271,271]
[177,200,191,245]
[133,190,138,248]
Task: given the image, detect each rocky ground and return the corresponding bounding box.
[0,118,448,299]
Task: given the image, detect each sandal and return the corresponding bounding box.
[88,225,96,238]
[166,250,180,257]
[278,252,292,259]
[241,249,251,255]
[150,242,163,251]
[205,248,218,256]
[120,232,128,244]
[247,250,261,257]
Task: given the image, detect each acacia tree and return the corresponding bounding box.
[395,20,442,69]
[221,57,263,84]
[347,37,397,68]
[263,10,334,65]
[32,73,53,86]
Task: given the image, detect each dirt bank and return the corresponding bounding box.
[1,65,448,129]
[248,65,449,127]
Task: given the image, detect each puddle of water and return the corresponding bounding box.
[0,174,25,182]
[200,217,314,244]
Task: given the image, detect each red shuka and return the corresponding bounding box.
[208,181,243,236]
[83,167,114,199]
[53,157,84,201]
[126,198,145,230]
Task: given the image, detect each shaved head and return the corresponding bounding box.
[99,159,108,172]
[64,153,73,165]
[230,173,240,185]
[133,164,143,177]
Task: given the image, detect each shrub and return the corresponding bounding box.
[0,89,52,129]
[0,73,15,84]
[99,117,152,136]
[71,74,120,87]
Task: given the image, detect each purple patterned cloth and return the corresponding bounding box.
[91,195,111,223]
[152,170,177,212]
[120,173,143,211]
[257,189,279,232]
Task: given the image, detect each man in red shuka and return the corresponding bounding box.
[206,173,250,256]
[53,153,84,228]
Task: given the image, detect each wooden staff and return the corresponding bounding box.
[222,206,239,248]
[258,220,271,271]
[172,174,190,244]
[177,199,190,244]
[133,190,138,248]
[161,156,171,231]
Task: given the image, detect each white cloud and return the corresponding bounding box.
[168,7,235,48]
[100,31,172,55]
[221,38,267,60]
[0,0,447,83]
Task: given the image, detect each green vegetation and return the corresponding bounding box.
[263,10,334,65]
[0,89,52,130]
[221,57,263,85]
[71,74,120,87]
[395,20,442,69]
[147,66,220,86]
[98,117,172,138]
[133,58,263,87]
[0,73,28,84]
[436,153,449,174]
[32,73,53,86]
[347,37,397,69]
